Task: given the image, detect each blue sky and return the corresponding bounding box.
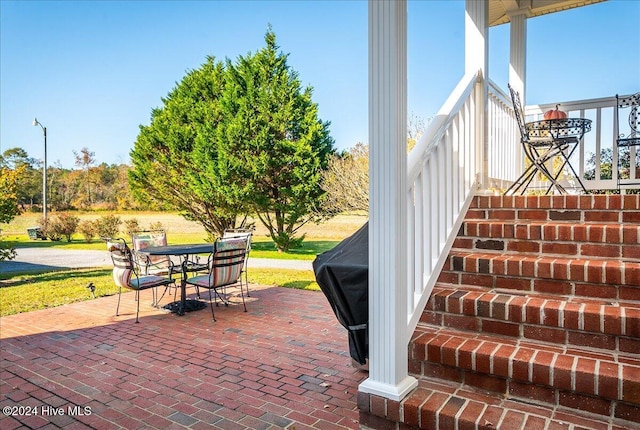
[1,0,638,169]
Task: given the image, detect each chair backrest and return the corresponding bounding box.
[208,237,248,288]
[508,84,528,141]
[131,230,170,271]
[616,92,640,144]
[223,228,253,253]
[107,239,134,288]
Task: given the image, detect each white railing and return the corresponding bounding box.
[406,71,482,334]
[487,80,520,188]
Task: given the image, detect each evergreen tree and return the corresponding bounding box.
[218,29,335,251]
[129,57,247,237]
[130,29,334,246]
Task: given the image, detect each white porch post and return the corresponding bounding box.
[465,0,488,76]
[508,7,529,100]
[358,0,417,401]
[465,0,488,189]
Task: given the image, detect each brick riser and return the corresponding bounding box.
[456,220,640,260]
[424,286,640,353]
[439,252,640,302]
[359,195,640,430]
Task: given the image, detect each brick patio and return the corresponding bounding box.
[0,284,368,429]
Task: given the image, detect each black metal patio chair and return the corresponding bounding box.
[505,84,589,195]
[185,237,248,321]
[107,238,175,323]
[616,92,640,189]
[130,230,181,303]
[223,228,253,296]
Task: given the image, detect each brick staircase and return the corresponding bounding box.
[359,195,640,429]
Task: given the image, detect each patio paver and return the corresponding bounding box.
[0,284,367,429]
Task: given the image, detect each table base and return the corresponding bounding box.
[162,299,207,315]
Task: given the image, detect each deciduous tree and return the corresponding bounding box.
[1,148,41,208]
[320,115,427,214]
[0,166,23,260]
[321,143,369,213]
[73,147,96,207]
[0,167,22,224]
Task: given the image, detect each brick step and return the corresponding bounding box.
[466,196,640,233]
[470,194,640,211]
[423,285,640,354]
[410,325,640,409]
[440,251,640,301]
[454,220,640,260]
[430,283,640,309]
[359,375,639,430]
[465,207,640,224]
[365,193,640,429]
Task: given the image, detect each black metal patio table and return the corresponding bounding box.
[139,243,213,315]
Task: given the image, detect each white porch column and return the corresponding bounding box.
[358,0,417,401]
[465,0,488,77]
[508,7,529,100]
[465,0,488,189]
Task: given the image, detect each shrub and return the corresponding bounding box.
[148,221,164,231]
[39,218,60,241]
[42,225,62,241]
[123,218,141,234]
[46,213,80,242]
[94,214,121,239]
[78,220,98,243]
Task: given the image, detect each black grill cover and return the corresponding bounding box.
[312,221,368,364]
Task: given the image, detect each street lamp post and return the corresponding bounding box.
[33,118,47,222]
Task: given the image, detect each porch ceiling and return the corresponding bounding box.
[489,0,607,26]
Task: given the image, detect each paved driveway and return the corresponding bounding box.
[0,248,312,274]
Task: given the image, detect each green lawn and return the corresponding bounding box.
[0,267,320,317]
[2,236,338,260]
[1,211,367,260]
[0,211,365,316]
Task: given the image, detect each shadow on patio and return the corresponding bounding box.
[0,284,367,429]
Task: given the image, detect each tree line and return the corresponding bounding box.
[1,147,140,212]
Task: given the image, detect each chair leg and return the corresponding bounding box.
[214,286,229,307]
[558,143,587,193]
[208,289,216,321]
[538,159,568,195]
[135,290,140,323]
[507,143,577,195]
[239,280,247,313]
[505,163,537,195]
[156,284,172,306]
[244,268,250,297]
[116,286,122,316]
